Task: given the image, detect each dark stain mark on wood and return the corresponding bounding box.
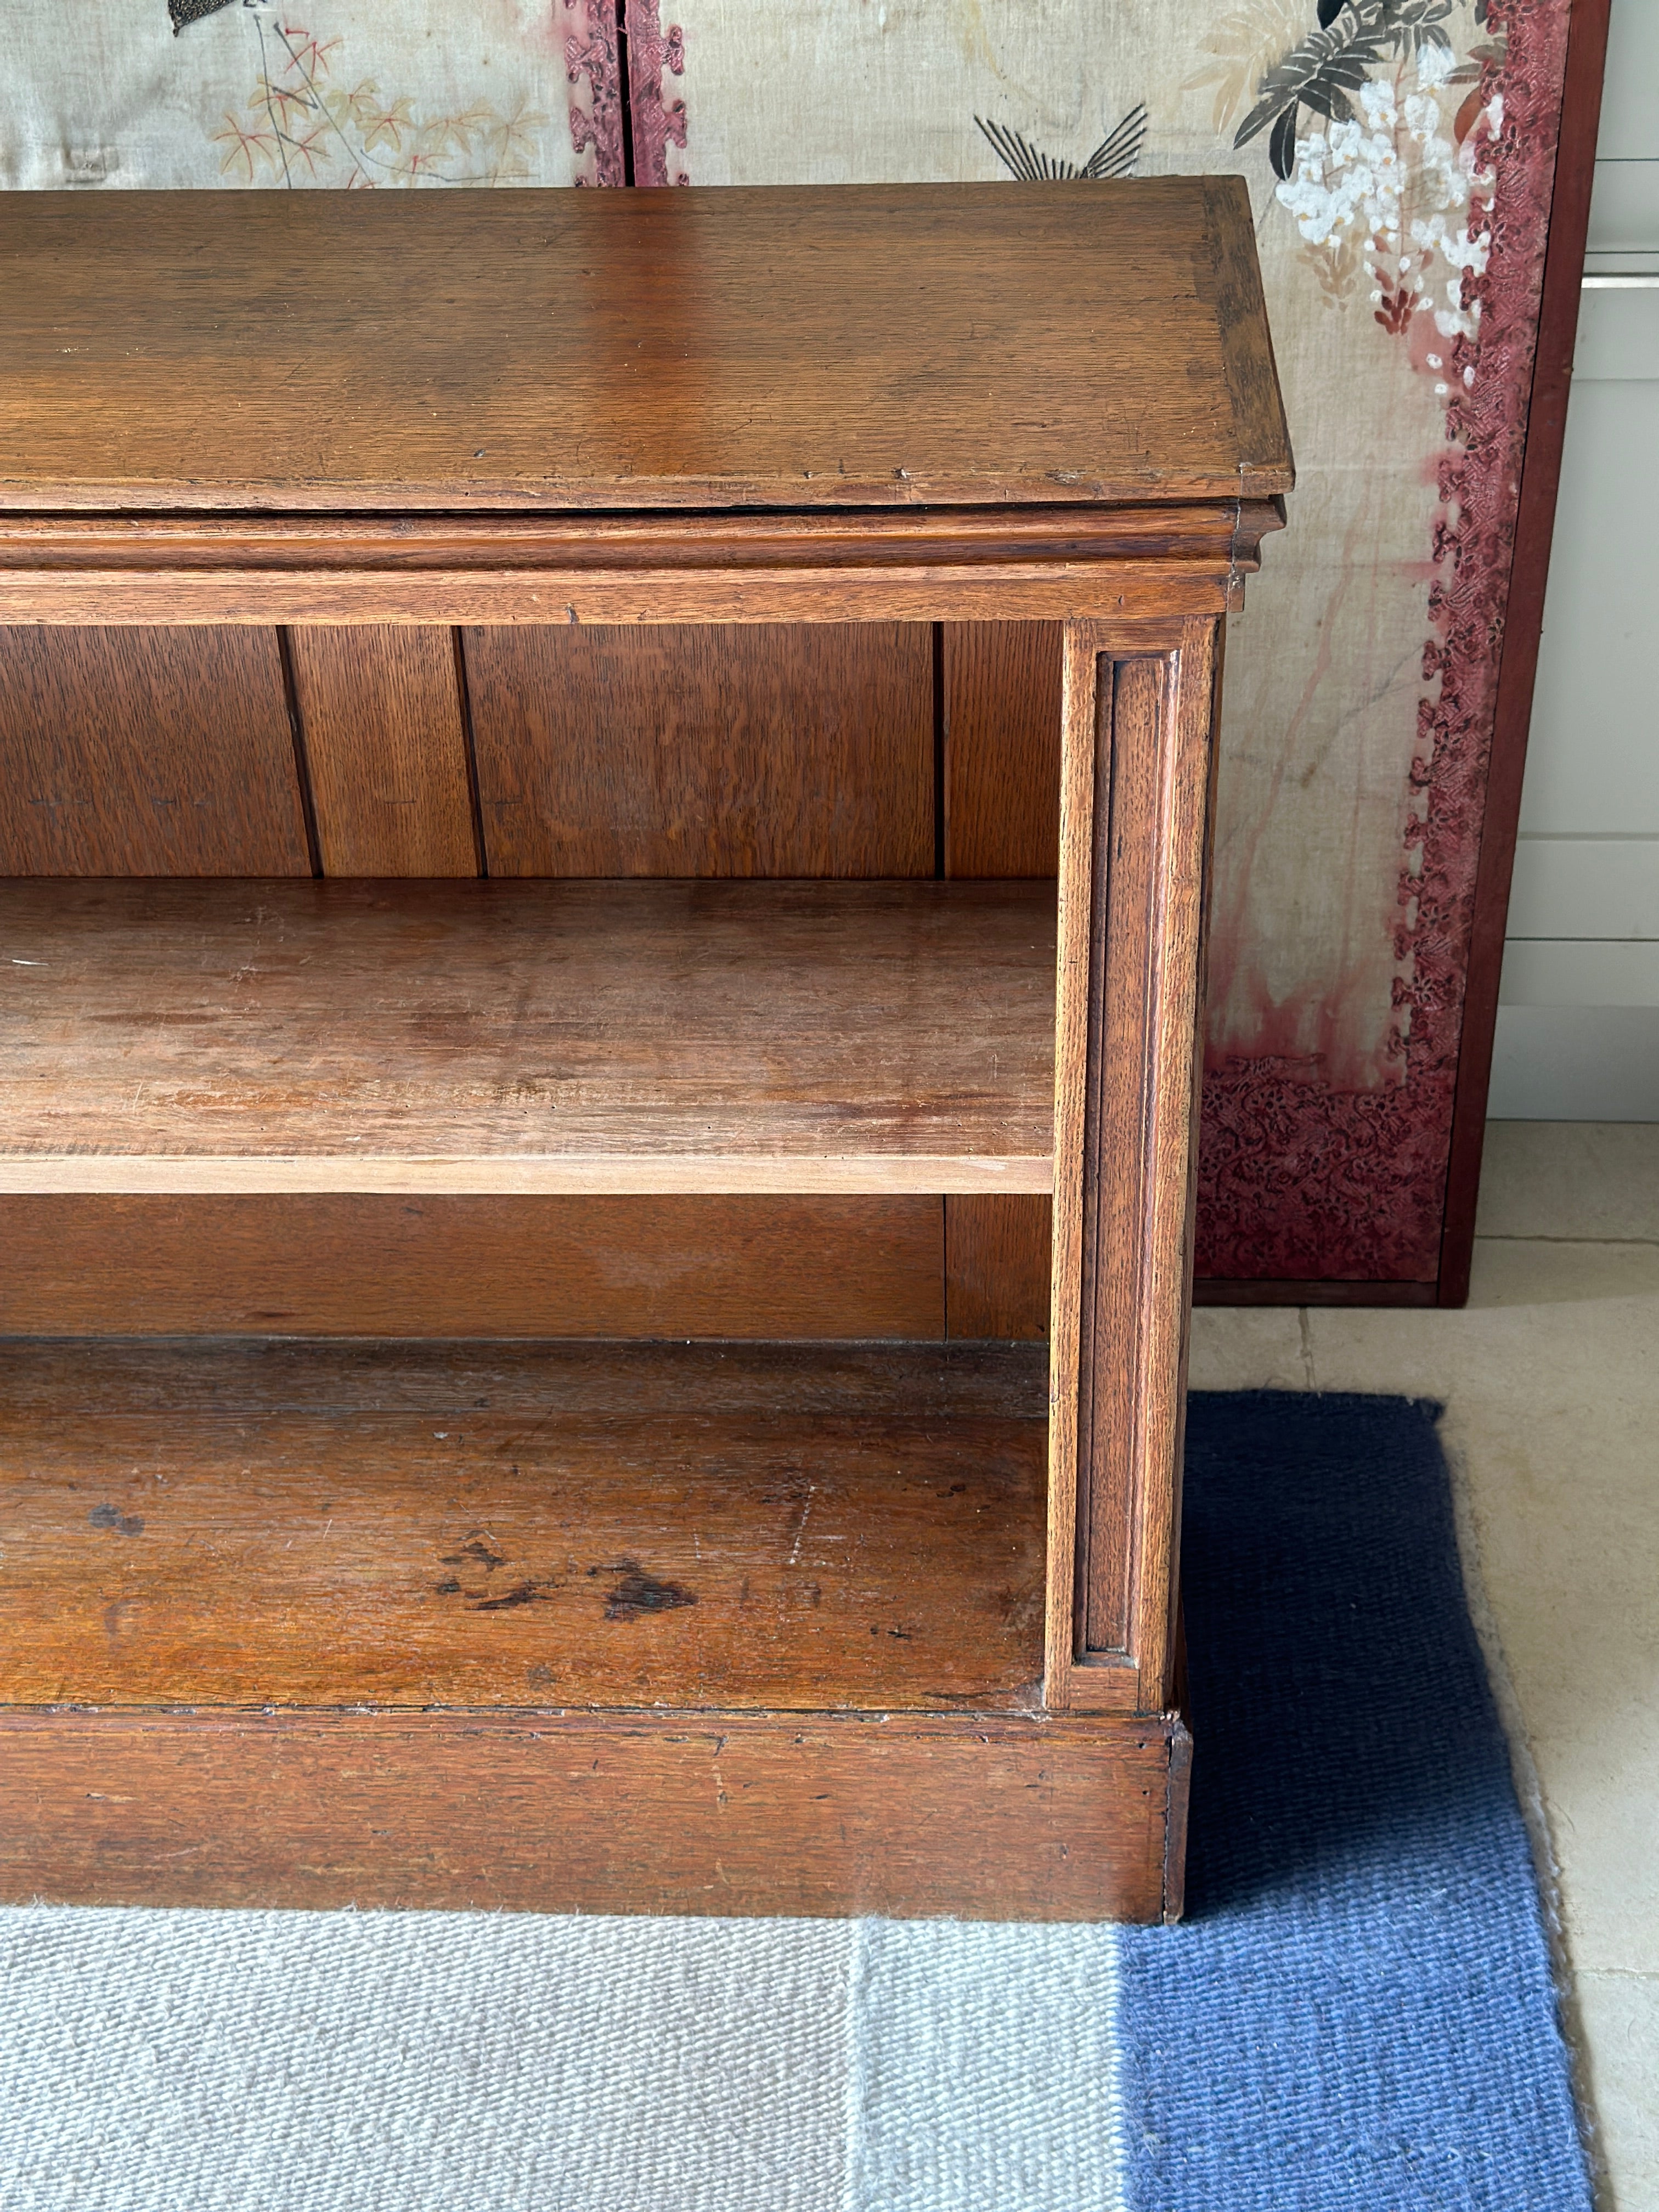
[88,1504,144,1537]
[473,1580,557,1613]
[432,1530,562,1613]
[592,1559,698,1621]
[440,1537,506,1572]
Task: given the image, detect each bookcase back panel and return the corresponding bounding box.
[0,1196,946,1342]
[943,622,1063,881]
[0,619,972,1339]
[288,627,480,879]
[0,627,309,877]
[463,624,934,880]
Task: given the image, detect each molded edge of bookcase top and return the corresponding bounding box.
[0,178,1294,516]
[0,877,1057,1195]
[0,499,1286,623]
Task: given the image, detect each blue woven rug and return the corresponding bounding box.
[1116,1390,1592,2211]
[0,1392,1592,2211]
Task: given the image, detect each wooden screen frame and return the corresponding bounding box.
[1434,0,1613,1308]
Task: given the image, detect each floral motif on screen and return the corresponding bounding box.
[206,15,546,185]
[1200,0,1505,375]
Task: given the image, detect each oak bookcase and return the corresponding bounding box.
[0,178,1290,1921]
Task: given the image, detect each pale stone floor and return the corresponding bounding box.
[1189,1121,1659,2211]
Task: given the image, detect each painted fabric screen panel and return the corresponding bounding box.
[0,0,622,189]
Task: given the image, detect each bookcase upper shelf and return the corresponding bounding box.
[0,879,1056,1195]
[0,178,1292,516]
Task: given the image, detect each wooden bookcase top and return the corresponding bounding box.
[0,179,1292,515]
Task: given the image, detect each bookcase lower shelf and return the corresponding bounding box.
[0,1339,1189,1923]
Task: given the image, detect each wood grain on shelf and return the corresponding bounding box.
[466,624,931,877]
[0,1195,946,1340]
[0,1708,1183,1921]
[0,1338,1048,1420]
[0,627,308,875]
[0,1345,1150,1920]
[0,1341,1044,1710]
[0,184,1292,513]
[287,625,479,877]
[0,879,1056,1192]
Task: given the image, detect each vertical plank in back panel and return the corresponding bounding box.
[944,1194,1051,1341]
[465,624,932,877]
[0,628,308,874]
[288,626,479,877]
[943,621,1060,1336]
[943,622,1063,878]
[946,1201,1052,1338]
[0,1197,946,1341]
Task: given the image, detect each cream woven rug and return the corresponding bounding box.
[0,1908,1127,2212]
